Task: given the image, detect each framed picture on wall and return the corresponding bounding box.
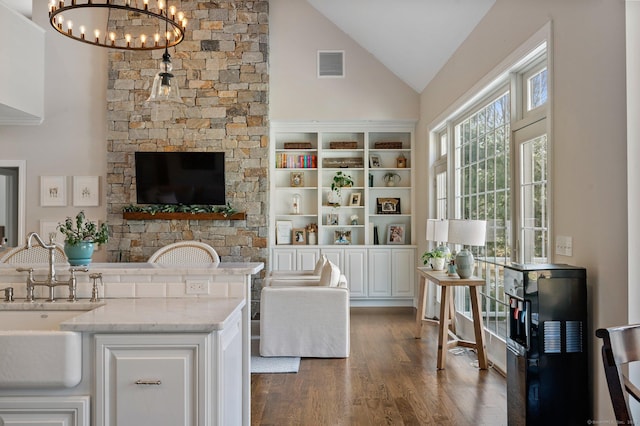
[40,176,67,207]
[334,230,351,245]
[73,176,100,207]
[349,192,361,206]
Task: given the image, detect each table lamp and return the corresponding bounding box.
[426,219,449,255]
[447,219,487,279]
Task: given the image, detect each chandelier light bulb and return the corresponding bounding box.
[169,6,175,19]
[67,20,72,35]
[94,29,99,43]
[80,25,85,39]
[110,32,115,46]
[140,34,146,47]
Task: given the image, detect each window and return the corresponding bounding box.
[430,43,549,342]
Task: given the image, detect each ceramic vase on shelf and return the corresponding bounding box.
[307,232,317,245]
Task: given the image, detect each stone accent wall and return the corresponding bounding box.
[105,1,269,306]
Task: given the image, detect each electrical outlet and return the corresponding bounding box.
[185,279,209,295]
[555,235,573,257]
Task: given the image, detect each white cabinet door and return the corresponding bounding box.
[392,248,415,297]
[296,248,320,270]
[321,248,344,270]
[0,396,90,426]
[95,334,207,426]
[344,248,367,297]
[368,249,392,297]
[271,248,296,271]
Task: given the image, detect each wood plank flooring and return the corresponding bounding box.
[251,307,507,425]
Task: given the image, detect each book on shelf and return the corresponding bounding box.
[276,153,317,169]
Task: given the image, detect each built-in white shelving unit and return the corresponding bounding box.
[269,121,417,306]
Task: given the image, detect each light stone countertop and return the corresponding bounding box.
[0,262,264,276]
[58,297,246,333]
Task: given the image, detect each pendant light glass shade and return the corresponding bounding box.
[145,51,183,105]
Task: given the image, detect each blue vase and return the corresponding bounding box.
[64,242,95,266]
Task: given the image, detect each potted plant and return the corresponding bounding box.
[421,248,448,271]
[58,211,109,266]
[329,171,354,206]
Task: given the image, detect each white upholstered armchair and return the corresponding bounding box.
[260,261,350,358]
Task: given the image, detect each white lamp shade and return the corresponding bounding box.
[426,219,448,242]
[447,219,487,247]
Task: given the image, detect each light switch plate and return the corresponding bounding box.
[555,235,573,257]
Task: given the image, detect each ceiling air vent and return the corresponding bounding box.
[318,50,345,78]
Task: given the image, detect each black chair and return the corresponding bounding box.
[596,324,640,424]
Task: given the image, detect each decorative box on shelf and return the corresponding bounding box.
[284,142,313,149]
[374,141,403,149]
[329,141,358,149]
[323,157,364,168]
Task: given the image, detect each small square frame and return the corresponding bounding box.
[292,228,306,245]
[40,176,67,207]
[334,230,352,245]
[387,224,406,245]
[290,172,304,187]
[73,176,100,207]
[327,213,339,226]
[376,197,401,214]
[369,155,381,168]
[349,192,361,206]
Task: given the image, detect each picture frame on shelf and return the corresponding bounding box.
[276,220,293,245]
[369,155,381,168]
[376,197,401,214]
[387,224,405,245]
[290,172,304,187]
[40,176,67,207]
[349,192,361,206]
[334,230,352,245]
[327,213,339,226]
[72,176,100,207]
[292,228,306,245]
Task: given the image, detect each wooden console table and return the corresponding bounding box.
[415,267,488,370]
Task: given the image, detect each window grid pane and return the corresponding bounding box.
[520,135,548,263]
[528,68,548,111]
[454,91,511,340]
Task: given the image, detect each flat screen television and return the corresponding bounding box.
[135,152,225,205]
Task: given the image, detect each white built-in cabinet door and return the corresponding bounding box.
[95,334,207,426]
[344,248,367,297]
[368,249,392,297]
[321,248,344,270]
[392,248,415,297]
[296,248,320,270]
[272,248,296,271]
[0,396,90,426]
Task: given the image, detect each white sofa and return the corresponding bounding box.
[259,261,350,358]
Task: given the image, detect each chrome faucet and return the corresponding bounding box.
[16,232,89,302]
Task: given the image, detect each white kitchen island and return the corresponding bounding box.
[0,262,263,426]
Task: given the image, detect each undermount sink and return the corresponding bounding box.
[0,308,90,389]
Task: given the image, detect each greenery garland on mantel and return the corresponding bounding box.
[123,202,239,217]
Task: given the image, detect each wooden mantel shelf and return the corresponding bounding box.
[123,212,246,221]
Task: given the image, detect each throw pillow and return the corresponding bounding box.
[319,260,341,287]
[313,254,327,275]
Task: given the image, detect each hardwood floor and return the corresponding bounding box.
[251,307,507,425]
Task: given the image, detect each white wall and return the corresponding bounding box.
[0,0,108,259]
[626,0,640,419]
[417,0,627,421]
[269,0,419,121]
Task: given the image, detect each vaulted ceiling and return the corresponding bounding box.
[8,0,495,93]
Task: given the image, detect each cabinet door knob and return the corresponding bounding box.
[135,379,162,385]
